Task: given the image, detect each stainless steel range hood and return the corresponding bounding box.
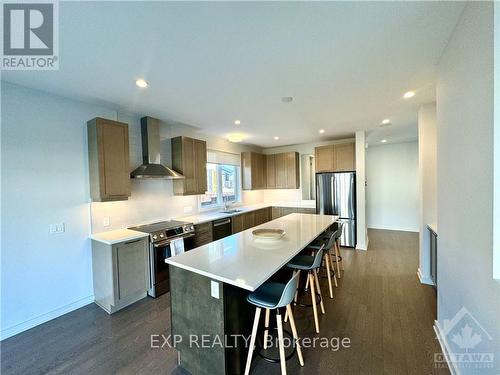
[130,117,184,179]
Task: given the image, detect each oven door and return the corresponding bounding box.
[149,235,192,298]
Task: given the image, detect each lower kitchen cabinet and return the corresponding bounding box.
[243,211,256,230]
[272,206,316,219]
[193,222,213,247]
[254,207,271,225]
[232,214,244,234]
[91,237,149,314]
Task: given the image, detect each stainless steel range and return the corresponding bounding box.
[129,220,195,298]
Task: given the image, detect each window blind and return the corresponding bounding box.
[207,149,240,166]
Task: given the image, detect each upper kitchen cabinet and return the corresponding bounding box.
[315,145,335,172]
[275,152,300,189]
[241,152,266,190]
[315,142,355,173]
[87,117,131,201]
[266,154,276,189]
[172,136,207,196]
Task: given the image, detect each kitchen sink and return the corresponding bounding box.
[219,209,243,214]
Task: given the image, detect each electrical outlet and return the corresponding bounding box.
[103,217,110,227]
[210,281,219,299]
[49,223,65,234]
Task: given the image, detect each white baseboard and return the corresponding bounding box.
[0,295,94,341]
[367,225,419,233]
[434,320,461,375]
[417,268,435,285]
[356,239,369,250]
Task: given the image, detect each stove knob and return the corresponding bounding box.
[152,235,158,240]
[160,233,164,238]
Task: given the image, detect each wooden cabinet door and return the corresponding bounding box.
[232,214,244,234]
[254,209,268,226]
[266,154,276,188]
[114,239,148,302]
[315,145,334,173]
[275,153,287,188]
[333,143,355,172]
[194,139,207,194]
[285,152,300,189]
[100,121,130,199]
[243,212,255,230]
[88,118,131,201]
[272,207,282,219]
[182,138,197,194]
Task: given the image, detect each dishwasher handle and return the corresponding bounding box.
[213,218,231,227]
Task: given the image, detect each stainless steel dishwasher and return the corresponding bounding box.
[212,218,232,240]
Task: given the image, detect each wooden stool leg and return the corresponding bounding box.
[286,304,304,366]
[329,250,338,287]
[324,253,334,299]
[263,308,271,349]
[338,243,345,271]
[309,272,320,333]
[276,311,287,375]
[334,242,341,278]
[314,270,326,314]
[244,307,261,375]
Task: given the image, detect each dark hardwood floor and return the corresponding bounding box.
[1,229,446,375]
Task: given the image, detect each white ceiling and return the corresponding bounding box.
[2,1,465,147]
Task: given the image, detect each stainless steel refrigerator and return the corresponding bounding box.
[316,172,356,247]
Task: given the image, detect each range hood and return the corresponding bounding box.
[130,117,184,179]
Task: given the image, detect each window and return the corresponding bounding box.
[200,163,241,209]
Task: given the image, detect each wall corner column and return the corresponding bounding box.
[355,131,368,250]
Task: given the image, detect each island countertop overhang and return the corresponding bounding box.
[166,213,338,291]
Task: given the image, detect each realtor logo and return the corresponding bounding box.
[435,307,495,371]
[1,1,59,70]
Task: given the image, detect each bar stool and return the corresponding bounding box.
[305,229,338,298]
[285,245,325,334]
[315,222,344,278]
[244,272,303,375]
[332,222,345,276]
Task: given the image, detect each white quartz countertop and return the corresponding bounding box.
[90,229,149,245]
[166,213,338,291]
[178,202,316,225]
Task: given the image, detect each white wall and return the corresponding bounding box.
[493,1,500,280]
[1,82,115,339]
[418,104,437,284]
[0,82,264,339]
[366,141,419,232]
[436,2,499,371]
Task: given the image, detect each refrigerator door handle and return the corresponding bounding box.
[331,175,336,215]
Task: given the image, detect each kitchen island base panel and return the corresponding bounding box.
[170,266,254,375]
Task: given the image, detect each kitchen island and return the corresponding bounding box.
[166,213,337,375]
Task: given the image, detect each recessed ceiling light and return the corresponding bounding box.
[228,134,243,143]
[135,79,149,88]
[319,129,325,134]
[381,139,388,143]
[274,136,279,140]
[403,91,415,99]
[381,119,391,125]
[234,120,241,125]
[281,96,294,103]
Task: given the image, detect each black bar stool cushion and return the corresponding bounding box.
[247,282,287,309]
